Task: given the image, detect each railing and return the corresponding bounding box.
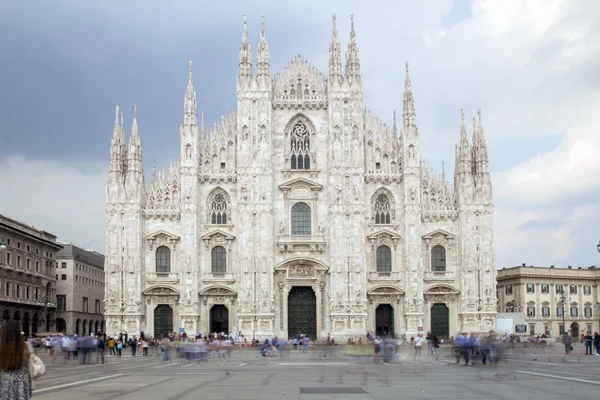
[202,273,236,283]
[424,271,455,281]
[147,273,179,284]
[368,271,401,282]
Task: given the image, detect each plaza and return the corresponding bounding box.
[31,343,600,400]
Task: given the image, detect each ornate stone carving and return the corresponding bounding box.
[288,264,314,277]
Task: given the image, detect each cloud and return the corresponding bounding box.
[0,156,107,254]
[0,0,599,268]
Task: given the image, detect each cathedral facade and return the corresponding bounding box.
[104,15,496,340]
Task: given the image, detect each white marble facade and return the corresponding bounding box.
[104,15,496,340]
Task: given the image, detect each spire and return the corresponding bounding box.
[345,14,360,80]
[184,59,197,126]
[151,159,156,184]
[257,13,270,77]
[113,105,120,134]
[402,61,416,129]
[201,109,205,133]
[127,104,143,175]
[109,105,123,175]
[455,108,471,176]
[119,110,127,175]
[442,160,446,183]
[328,14,342,80]
[393,110,397,136]
[239,13,252,78]
[476,108,489,174]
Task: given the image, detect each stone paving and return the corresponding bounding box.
[30,344,600,399]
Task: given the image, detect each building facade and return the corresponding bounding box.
[497,265,600,337]
[104,15,496,339]
[0,214,62,336]
[55,244,106,335]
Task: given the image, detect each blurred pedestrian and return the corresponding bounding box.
[0,320,33,399]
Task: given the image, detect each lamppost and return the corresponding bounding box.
[556,288,571,336]
[0,237,7,252]
[597,240,600,254]
[253,315,257,340]
[38,294,56,333]
[594,302,600,334]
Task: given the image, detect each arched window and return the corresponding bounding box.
[374,193,391,224]
[211,246,226,274]
[431,245,446,272]
[376,246,392,272]
[210,193,228,224]
[156,246,171,274]
[290,122,310,170]
[291,202,311,235]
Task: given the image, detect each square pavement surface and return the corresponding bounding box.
[30,344,600,400]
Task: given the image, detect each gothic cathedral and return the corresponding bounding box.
[104,15,496,340]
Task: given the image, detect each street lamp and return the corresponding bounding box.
[253,315,257,340]
[38,295,55,332]
[594,302,600,334]
[597,240,600,253]
[556,288,571,336]
[0,237,7,251]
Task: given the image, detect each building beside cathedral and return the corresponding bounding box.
[104,15,496,340]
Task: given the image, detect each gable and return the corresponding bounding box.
[421,228,455,240]
[278,177,323,192]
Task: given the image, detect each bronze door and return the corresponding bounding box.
[430,303,449,338]
[287,287,317,339]
[375,304,394,336]
[210,305,229,333]
[154,304,173,339]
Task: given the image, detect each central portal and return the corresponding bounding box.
[154,304,173,339]
[287,286,317,339]
[430,303,449,338]
[210,305,229,334]
[375,304,394,336]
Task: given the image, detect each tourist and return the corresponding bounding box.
[562,332,572,354]
[584,332,593,355]
[413,334,424,359]
[0,320,33,399]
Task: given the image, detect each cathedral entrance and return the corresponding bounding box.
[210,305,229,334]
[430,303,449,338]
[375,304,394,336]
[154,304,173,339]
[287,286,316,339]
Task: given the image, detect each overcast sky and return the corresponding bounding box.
[1,0,599,268]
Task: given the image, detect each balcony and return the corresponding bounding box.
[147,273,180,284]
[0,262,54,281]
[368,271,402,283]
[277,234,325,253]
[424,271,455,282]
[202,273,236,284]
[0,294,56,308]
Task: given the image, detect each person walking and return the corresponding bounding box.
[562,332,573,355]
[0,320,33,399]
[96,336,106,364]
[593,332,600,355]
[413,334,424,359]
[584,332,593,355]
[431,334,439,360]
[108,337,116,355]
